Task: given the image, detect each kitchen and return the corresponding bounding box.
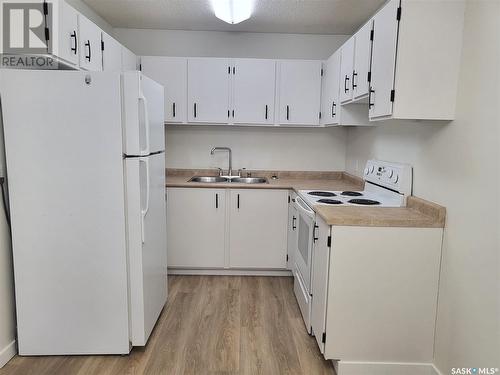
[0,0,498,375]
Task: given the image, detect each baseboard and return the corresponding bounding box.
[0,340,16,368]
[334,361,437,375]
[168,268,293,276]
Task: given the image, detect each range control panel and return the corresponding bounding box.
[364,160,413,196]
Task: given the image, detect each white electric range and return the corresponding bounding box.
[292,160,413,334]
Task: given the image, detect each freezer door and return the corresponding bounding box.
[0,70,130,354]
[122,71,165,156]
[125,152,167,346]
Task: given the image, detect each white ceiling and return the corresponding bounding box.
[82,0,386,35]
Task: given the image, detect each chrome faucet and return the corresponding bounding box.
[210,147,232,176]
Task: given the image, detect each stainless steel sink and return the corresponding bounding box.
[230,177,268,184]
[189,176,229,183]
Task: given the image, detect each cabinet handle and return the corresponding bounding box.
[292,216,296,230]
[286,105,290,120]
[369,87,375,109]
[232,109,234,118]
[352,70,357,89]
[85,40,91,62]
[332,101,336,117]
[215,193,218,209]
[344,75,349,93]
[265,105,268,120]
[194,103,197,118]
[237,194,240,209]
[172,102,176,118]
[70,31,77,54]
[313,224,319,243]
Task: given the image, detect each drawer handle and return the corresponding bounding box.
[70,31,77,54]
[215,193,218,209]
[292,216,296,230]
[85,40,91,62]
[313,224,319,243]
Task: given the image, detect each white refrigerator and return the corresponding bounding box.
[0,70,167,355]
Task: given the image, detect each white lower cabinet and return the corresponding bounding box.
[167,188,288,270]
[229,189,288,269]
[166,188,225,268]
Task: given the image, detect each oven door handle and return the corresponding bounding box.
[295,196,315,219]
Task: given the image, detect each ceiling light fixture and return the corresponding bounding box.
[210,0,255,25]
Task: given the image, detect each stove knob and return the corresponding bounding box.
[392,174,399,183]
[364,167,369,175]
[388,169,394,178]
[369,165,375,174]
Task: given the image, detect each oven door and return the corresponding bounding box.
[293,196,315,292]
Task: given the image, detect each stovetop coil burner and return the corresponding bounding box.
[308,191,336,197]
[341,191,363,197]
[348,199,381,206]
[317,199,343,205]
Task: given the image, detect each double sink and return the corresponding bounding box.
[189,176,268,184]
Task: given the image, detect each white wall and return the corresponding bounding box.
[114,28,348,59]
[166,125,346,171]
[115,29,349,171]
[345,1,499,373]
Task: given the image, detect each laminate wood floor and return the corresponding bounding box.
[0,276,334,375]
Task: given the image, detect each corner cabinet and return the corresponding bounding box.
[141,57,188,123]
[166,188,226,268]
[229,189,288,268]
[101,32,123,72]
[278,60,322,126]
[369,0,465,120]
[187,58,231,124]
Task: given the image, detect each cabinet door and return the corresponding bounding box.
[369,0,399,119]
[232,59,275,125]
[101,32,122,72]
[229,189,288,269]
[321,51,341,126]
[339,38,355,103]
[287,193,298,270]
[352,20,373,100]
[166,188,225,268]
[78,15,102,71]
[57,1,79,66]
[187,58,230,123]
[310,217,331,354]
[122,47,137,71]
[142,57,187,123]
[278,60,322,126]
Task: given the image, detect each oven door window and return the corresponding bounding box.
[298,215,311,265]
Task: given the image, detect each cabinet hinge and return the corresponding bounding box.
[321,68,324,76]
[288,195,291,203]
[286,254,289,262]
[43,1,48,15]
[322,332,326,343]
[327,235,331,247]
[227,110,230,118]
[233,66,236,75]
[44,27,50,41]
[370,29,374,41]
[367,71,371,83]
[228,66,231,74]
[319,111,322,119]
[101,40,104,51]
[397,6,402,21]
[390,89,395,102]
[139,64,142,71]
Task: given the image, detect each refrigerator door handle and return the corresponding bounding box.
[139,157,150,243]
[138,92,151,156]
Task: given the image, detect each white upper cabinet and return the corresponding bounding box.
[78,15,102,71]
[321,51,341,126]
[187,58,230,124]
[369,0,465,121]
[339,38,355,104]
[122,47,137,71]
[229,189,288,269]
[352,20,373,101]
[369,0,399,119]
[278,60,322,126]
[141,57,187,123]
[231,59,276,125]
[56,1,79,66]
[101,32,122,72]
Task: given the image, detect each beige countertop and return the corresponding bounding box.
[166,169,445,228]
